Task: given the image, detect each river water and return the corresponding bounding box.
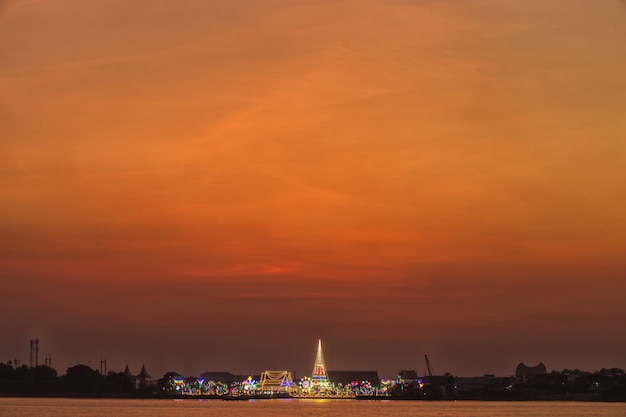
[1,398,625,417]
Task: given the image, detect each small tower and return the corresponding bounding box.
[29,338,39,368]
[311,339,328,382]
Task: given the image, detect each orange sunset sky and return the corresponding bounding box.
[1,0,626,378]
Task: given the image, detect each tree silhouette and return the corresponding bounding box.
[65,364,101,392]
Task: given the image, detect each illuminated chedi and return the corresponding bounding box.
[312,339,329,383]
[298,338,336,396]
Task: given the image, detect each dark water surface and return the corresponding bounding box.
[1,398,625,417]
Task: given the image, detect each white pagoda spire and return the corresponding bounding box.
[311,339,328,381]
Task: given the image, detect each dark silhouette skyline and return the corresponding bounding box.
[1,359,625,401]
[2,0,625,382]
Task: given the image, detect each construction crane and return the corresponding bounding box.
[424,354,434,379]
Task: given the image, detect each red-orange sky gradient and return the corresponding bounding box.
[2,0,626,379]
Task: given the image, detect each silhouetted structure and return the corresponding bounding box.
[199,371,239,384]
[138,365,151,380]
[29,338,39,368]
[516,362,547,383]
[122,364,154,391]
[327,371,380,386]
[398,369,419,383]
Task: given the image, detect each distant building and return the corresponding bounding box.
[327,371,380,387]
[398,370,419,384]
[124,365,133,379]
[516,362,547,383]
[138,365,151,380]
[454,375,497,395]
[199,371,258,384]
[257,370,295,394]
[199,371,238,384]
[124,364,155,390]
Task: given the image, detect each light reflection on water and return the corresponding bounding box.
[1,398,625,417]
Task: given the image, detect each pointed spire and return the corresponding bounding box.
[138,364,151,379]
[124,365,133,378]
[312,339,328,381]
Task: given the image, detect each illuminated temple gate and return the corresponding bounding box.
[256,370,295,394]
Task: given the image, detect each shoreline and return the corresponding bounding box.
[1,393,624,403]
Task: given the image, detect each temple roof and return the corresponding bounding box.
[138,365,151,379]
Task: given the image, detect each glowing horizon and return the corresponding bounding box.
[1,0,626,379]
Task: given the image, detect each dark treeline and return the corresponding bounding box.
[0,363,147,397]
[493,368,626,402]
[1,362,625,401]
[392,368,626,402]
